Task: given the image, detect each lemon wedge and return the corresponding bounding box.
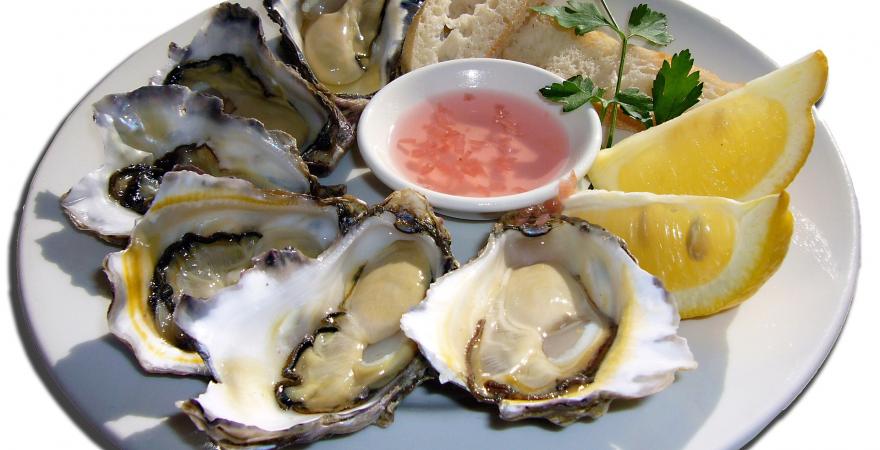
[564,190,793,318]
[588,51,827,201]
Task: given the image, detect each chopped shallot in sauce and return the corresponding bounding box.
[390,90,571,197]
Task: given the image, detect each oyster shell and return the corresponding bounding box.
[154,2,354,176]
[265,0,423,115]
[61,84,319,243]
[104,171,364,375]
[401,215,696,425]
[175,190,455,446]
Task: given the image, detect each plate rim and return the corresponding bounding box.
[11,1,863,449]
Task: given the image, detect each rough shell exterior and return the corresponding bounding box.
[61,84,317,243]
[264,0,425,120]
[104,171,362,375]
[175,189,456,446]
[401,215,696,425]
[153,2,354,176]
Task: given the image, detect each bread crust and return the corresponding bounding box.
[502,14,742,131]
[401,0,542,72]
[486,0,543,58]
[400,1,744,132]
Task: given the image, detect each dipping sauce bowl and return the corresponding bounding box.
[358,58,602,219]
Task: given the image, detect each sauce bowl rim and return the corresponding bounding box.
[357,58,602,218]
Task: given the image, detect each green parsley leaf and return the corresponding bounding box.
[539,75,606,112]
[614,87,654,128]
[627,4,673,45]
[532,1,615,36]
[652,49,703,125]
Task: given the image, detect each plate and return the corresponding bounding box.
[13,0,860,449]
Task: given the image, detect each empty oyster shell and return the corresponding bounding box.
[104,171,364,375]
[154,2,354,176]
[175,189,455,446]
[61,84,319,243]
[401,215,696,425]
[265,0,424,116]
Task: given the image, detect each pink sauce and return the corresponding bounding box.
[390,90,571,197]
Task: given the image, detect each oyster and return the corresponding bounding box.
[175,190,455,446]
[265,0,423,114]
[104,171,364,375]
[401,215,696,425]
[154,2,354,176]
[61,84,319,243]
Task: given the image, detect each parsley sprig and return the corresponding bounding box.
[652,49,703,125]
[539,75,606,112]
[534,1,703,147]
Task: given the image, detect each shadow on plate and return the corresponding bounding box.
[55,335,207,418]
[121,413,206,450]
[50,335,209,449]
[392,311,737,450]
[323,148,392,206]
[32,190,115,298]
[12,186,211,449]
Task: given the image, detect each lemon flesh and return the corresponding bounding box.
[589,51,827,201]
[564,190,793,318]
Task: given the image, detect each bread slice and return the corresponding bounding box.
[401,0,542,73]
[503,14,741,101]
[401,0,742,110]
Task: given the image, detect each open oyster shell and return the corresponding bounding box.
[104,171,364,375]
[175,189,455,446]
[265,0,424,117]
[153,2,354,176]
[61,84,319,243]
[401,215,696,425]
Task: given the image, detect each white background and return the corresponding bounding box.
[0,1,875,449]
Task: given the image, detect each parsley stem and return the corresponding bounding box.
[599,103,609,126]
[596,0,627,148]
[606,33,629,148]
[598,0,619,31]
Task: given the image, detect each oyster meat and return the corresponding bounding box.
[104,171,363,375]
[61,84,318,242]
[401,215,696,425]
[154,2,354,176]
[175,190,455,446]
[265,0,423,114]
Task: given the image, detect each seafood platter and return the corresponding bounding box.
[15,0,859,448]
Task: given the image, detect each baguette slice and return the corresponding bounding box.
[503,14,741,101]
[401,0,742,126]
[401,0,542,73]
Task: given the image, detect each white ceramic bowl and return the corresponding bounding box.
[358,58,602,219]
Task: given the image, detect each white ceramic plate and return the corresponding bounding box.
[13,0,860,449]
